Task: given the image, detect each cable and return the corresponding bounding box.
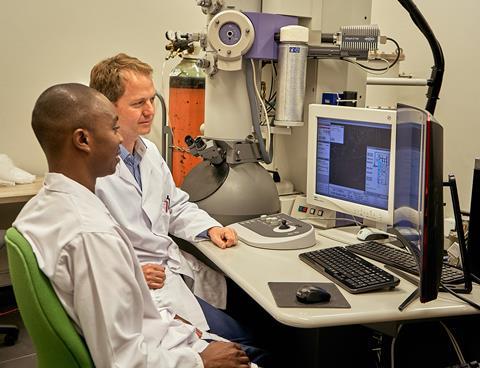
[471,273,480,284]
[357,38,401,71]
[250,59,271,151]
[440,282,480,310]
[390,323,403,368]
[300,215,362,226]
[340,37,401,74]
[155,92,170,165]
[440,321,466,365]
[397,0,444,114]
[386,37,402,68]
[245,60,272,164]
[266,60,276,105]
[0,307,18,317]
[341,58,390,76]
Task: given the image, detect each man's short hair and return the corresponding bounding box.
[89,53,153,103]
[31,83,97,155]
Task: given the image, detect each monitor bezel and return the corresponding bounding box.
[306,104,397,225]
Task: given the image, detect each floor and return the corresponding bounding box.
[0,311,36,368]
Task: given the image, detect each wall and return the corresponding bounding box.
[1,0,478,215]
[368,0,480,215]
[0,0,205,175]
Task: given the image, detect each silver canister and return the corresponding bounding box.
[274,25,309,127]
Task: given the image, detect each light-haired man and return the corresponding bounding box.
[91,54,269,364]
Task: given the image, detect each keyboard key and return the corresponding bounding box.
[346,241,464,284]
[299,246,400,294]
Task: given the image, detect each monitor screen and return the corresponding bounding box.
[394,104,444,303]
[307,105,396,225]
[393,113,425,248]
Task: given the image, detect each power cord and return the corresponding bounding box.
[471,273,480,285]
[440,321,467,366]
[441,282,480,311]
[299,214,363,227]
[390,323,403,368]
[340,37,402,76]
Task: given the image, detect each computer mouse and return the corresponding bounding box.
[296,285,331,304]
[356,227,389,241]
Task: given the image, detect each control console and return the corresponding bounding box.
[230,213,316,250]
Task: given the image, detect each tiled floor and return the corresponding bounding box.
[0,311,36,368]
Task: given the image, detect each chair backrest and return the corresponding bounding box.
[5,227,94,368]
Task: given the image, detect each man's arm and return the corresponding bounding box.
[153,156,221,241]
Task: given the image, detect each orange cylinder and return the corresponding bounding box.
[169,57,205,186]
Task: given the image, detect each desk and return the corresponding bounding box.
[195,226,480,329]
[0,177,43,204]
[1,177,43,287]
[0,177,43,229]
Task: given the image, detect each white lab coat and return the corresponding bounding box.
[13,173,208,368]
[95,138,227,331]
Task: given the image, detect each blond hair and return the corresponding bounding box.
[89,53,153,102]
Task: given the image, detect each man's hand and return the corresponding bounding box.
[208,226,237,249]
[200,341,250,368]
[141,263,166,289]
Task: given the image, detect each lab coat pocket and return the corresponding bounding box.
[151,211,171,236]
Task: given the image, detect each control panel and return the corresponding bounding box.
[230,213,316,250]
[290,195,336,229]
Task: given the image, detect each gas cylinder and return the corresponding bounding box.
[169,56,205,186]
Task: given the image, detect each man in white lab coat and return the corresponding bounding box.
[90,54,261,349]
[14,83,256,367]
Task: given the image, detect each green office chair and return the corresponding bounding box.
[4,227,94,368]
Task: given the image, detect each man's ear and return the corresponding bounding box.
[73,128,91,153]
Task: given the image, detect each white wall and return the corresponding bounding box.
[0,0,205,174]
[1,0,478,215]
[368,0,480,215]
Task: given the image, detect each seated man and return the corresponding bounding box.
[13,83,260,367]
[90,54,245,337]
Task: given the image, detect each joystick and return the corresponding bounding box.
[279,219,290,230]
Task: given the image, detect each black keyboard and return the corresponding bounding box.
[299,246,400,294]
[346,241,464,284]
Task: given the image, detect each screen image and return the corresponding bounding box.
[315,117,392,210]
[393,121,424,248]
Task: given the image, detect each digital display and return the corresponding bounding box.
[315,117,392,210]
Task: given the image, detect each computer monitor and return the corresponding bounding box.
[468,158,480,279]
[306,104,397,225]
[394,104,444,303]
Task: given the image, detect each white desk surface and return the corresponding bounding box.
[0,177,43,204]
[196,226,480,328]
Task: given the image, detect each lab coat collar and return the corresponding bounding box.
[44,173,113,217]
[119,138,147,160]
[133,138,147,158]
[115,138,153,198]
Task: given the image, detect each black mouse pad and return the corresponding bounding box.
[268,282,351,308]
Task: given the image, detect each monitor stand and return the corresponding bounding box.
[393,175,472,311]
[440,175,472,293]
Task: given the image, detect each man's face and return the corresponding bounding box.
[90,96,123,177]
[115,71,156,149]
